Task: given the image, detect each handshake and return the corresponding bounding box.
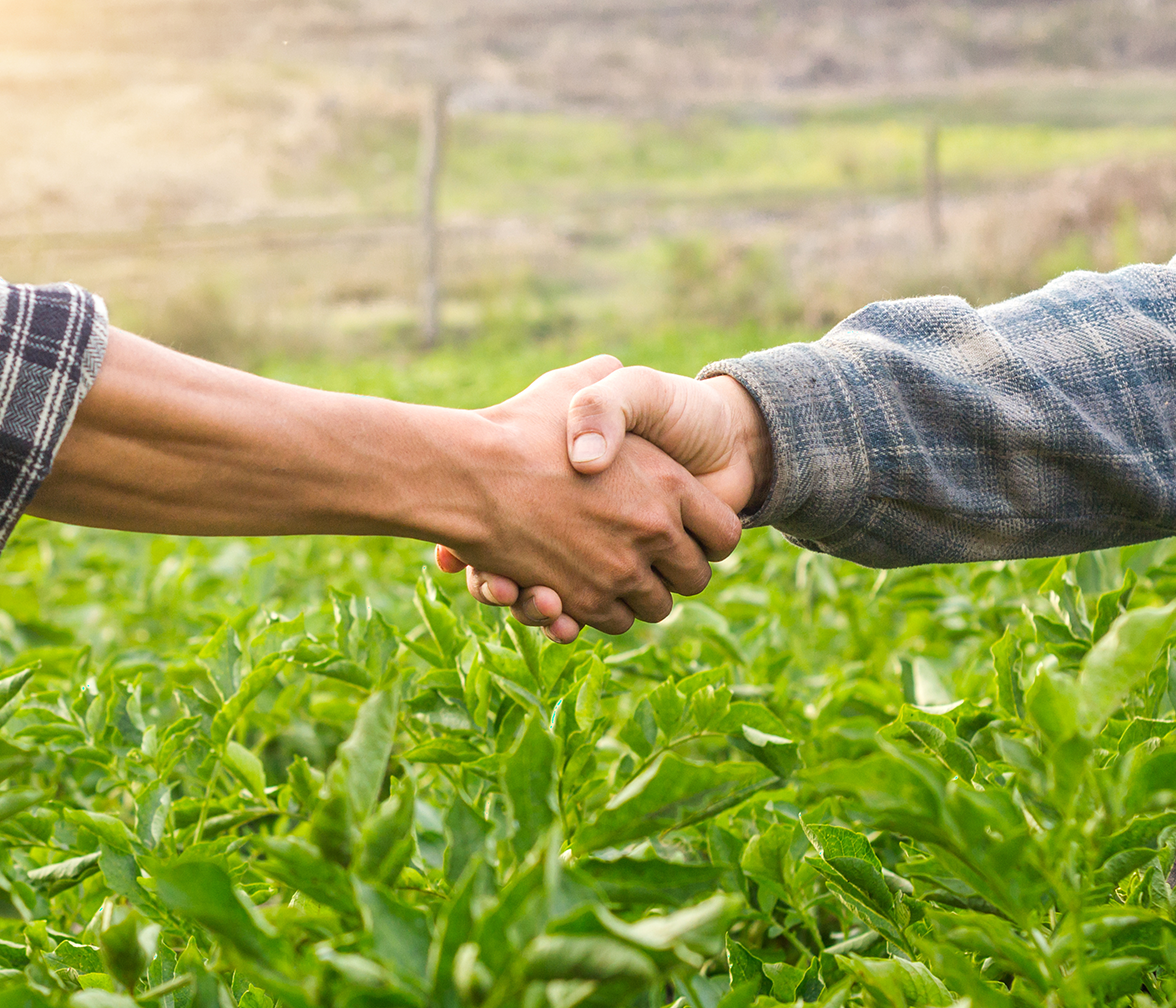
[431,355,773,644]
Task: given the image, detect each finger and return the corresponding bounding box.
[510,586,565,627]
[679,478,743,563]
[578,599,636,636]
[466,568,521,607]
[619,575,675,625]
[544,614,581,644]
[567,366,678,475]
[434,544,467,574]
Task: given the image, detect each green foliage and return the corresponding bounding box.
[7,488,1176,1005]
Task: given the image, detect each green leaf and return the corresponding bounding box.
[595,894,740,954]
[354,880,429,993]
[0,789,43,824]
[49,941,101,975]
[731,725,801,778]
[801,821,882,871]
[1077,602,1176,733]
[224,741,267,801]
[416,578,462,661]
[573,754,775,854]
[64,810,138,854]
[197,621,242,702]
[444,797,492,885]
[741,822,794,904]
[335,691,397,820]
[501,714,557,859]
[839,954,953,1006]
[98,844,152,909]
[209,659,282,746]
[399,737,482,764]
[522,936,657,983]
[153,861,281,963]
[1026,669,1079,744]
[256,836,356,916]
[725,937,770,995]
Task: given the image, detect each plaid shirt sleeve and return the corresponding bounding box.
[0,281,108,551]
[699,261,1176,567]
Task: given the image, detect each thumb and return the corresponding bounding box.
[566,366,677,475]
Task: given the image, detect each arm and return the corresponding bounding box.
[701,263,1176,566]
[447,261,1176,631]
[22,321,741,635]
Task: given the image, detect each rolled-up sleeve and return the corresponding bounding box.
[0,281,107,550]
[699,263,1176,567]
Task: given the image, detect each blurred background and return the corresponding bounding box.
[3,0,1176,382]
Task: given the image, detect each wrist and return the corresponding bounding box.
[703,375,772,514]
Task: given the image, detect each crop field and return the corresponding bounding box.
[1,334,1176,1008]
[7,12,1176,1003]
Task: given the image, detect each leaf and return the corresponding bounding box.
[255,836,357,916]
[731,725,801,778]
[399,737,482,765]
[26,852,100,892]
[741,822,794,904]
[223,741,267,801]
[1077,602,1176,733]
[49,941,101,975]
[501,714,557,859]
[1095,848,1157,887]
[801,821,883,871]
[353,880,429,993]
[595,894,740,954]
[618,697,658,758]
[725,936,770,996]
[153,861,281,963]
[416,579,462,662]
[135,782,173,850]
[335,691,397,820]
[574,664,606,731]
[0,667,37,729]
[444,797,492,885]
[64,810,138,854]
[839,954,953,1006]
[209,659,282,746]
[197,621,242,702]
[0,789,43,824]
[579,857,724,906]
[522,936,657,983]
[1026,669,1079,744]
[98,844,152,909]
[573,754,775,854]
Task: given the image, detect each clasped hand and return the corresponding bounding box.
[437,357,771,642]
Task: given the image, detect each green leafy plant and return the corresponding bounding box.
[3,505,1176,1007]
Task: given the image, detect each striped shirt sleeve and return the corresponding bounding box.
[0,281,108,550]
[699,262,1176,568]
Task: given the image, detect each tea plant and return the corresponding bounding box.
[2,514,1176,1008]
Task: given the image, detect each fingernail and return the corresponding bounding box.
[482,580,503,605]
[571,432,606,463]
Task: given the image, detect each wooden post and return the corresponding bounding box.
[924,122,945,249]
[419,82,449,346]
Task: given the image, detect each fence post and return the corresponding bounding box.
[419,81,449,346]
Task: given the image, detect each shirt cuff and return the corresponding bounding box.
[0,282,109,551]
[697,341,870,545]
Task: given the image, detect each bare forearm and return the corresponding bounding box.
[26,327,485,542]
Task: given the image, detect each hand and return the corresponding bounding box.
[438,366,771,642]
[565,367,771,512]
[434,357,743,637]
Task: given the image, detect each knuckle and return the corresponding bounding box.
[569,386,611,420]
[678,566,711,597]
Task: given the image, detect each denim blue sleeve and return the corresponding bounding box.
[699,262,1176,567]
